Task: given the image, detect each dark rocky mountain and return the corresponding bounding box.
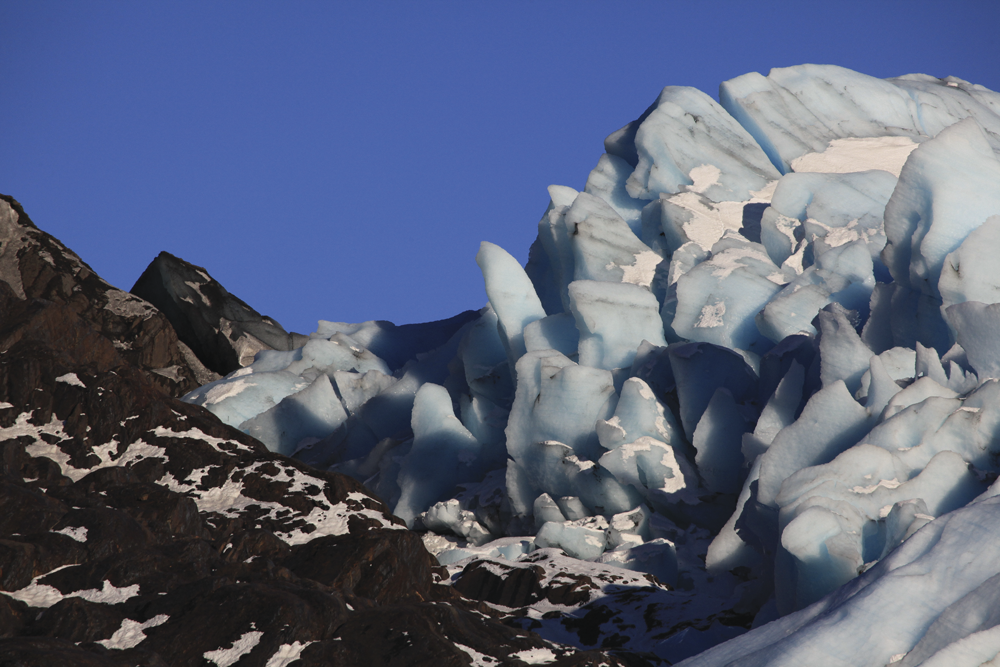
[0,196,214,396]
[0,194,651,666]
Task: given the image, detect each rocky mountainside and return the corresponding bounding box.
[0,194,639,666]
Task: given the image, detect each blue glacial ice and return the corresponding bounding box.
[182,64,1000,665]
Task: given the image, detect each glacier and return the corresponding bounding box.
[182,64,1000,665]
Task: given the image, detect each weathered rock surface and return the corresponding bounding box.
[0,194,628,666]
[0,195,214,396]
[131,251,308,376]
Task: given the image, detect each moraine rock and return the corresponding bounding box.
[0,194,628,666]
[130,251,309,376]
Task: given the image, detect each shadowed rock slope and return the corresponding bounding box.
[130,251,309,377]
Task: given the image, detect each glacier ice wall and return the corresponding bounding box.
[183,64,1000,665]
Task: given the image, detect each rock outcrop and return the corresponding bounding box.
[131,251,308,376]
[0,195,214,396]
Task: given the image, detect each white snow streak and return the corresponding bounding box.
[98,615,169,649]
[264,641,315,667]
[3,572,139,609]
[54,526,88,542]
[454,643,501,666]
[55,373,86,388]
[511,647,559,665]
[204,628,264,667]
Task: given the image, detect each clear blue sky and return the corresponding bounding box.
[3,1,998,334]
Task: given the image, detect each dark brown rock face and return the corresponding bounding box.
[283,528,442,604]
[0,195,216,396]
[130,251,308,376]
[0,194,627,666]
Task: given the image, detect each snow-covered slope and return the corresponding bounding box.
[175,64,1000,665]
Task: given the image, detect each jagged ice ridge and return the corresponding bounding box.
[182,64,1000,665]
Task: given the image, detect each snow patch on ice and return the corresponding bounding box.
[666,180,779,251]
[695,302,726,328]
[790,136,919,177]
[203,378,255,404]
[851,478,902,494]
[710,246,775,279]
[689,164,722,194]
[610,249,662,287]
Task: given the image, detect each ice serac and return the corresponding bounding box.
[476,241,547,364]
[240,372,348,457]
[531,185,580,313]
[939,215,1000,309]
[756,380,873,508]
[523,312,579,357]
[597,378,695,504]
[758,170,896,271]
[816,305,873,396]
[566,192,661,288]
[505,350,617,469]
[668,341,758,441]
[944,302,1000,379]
[596,377,683,451]
[679,497,1000,667]
[394,383,483,527]
[670,236,784,355]
[883,119,1000,300]
[881,119,1000,352]
[568,280,666,370]
[692,387,748,494]
[626,86,780,202]
[758,240,876,344]
[584,153,646,237]
[166,66,1000,665]
[719,64,1000,174]
[310,310,481,372]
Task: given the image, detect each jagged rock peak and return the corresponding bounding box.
[131,250,309,376]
